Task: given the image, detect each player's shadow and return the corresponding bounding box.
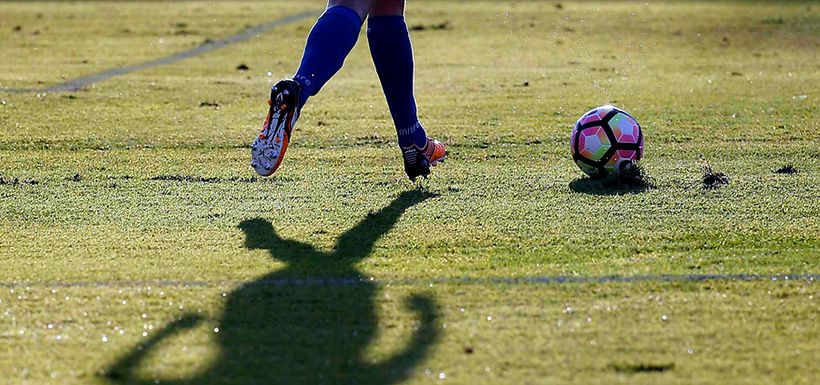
[105,190,440,385]
[569,177,653,196]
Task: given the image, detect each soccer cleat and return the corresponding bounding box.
[401,138,447,181]
[251,79,301,177]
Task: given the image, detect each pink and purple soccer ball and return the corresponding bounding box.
[570,105,644,178]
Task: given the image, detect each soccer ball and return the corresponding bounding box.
[570,105,644,178]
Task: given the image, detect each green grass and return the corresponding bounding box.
[0,1,818,384]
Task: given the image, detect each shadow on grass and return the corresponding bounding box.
[105,190,440,385]
[570,163,655,196]
[569,177,653,196]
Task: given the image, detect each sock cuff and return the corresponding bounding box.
[367,15,407,34]
[323,6,364,31]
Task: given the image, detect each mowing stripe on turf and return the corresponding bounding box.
[0,274,815,288]
[0,11,317,93]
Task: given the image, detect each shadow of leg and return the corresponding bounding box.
[335,190,438,260]
[104,314,203,385]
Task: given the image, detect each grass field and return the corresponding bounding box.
[0,1,818,384]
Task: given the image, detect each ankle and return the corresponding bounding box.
[397,121,427,149]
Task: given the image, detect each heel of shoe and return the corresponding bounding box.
[402,147,431,181]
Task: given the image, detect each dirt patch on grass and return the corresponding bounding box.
[602,162,655,190]
[774,164,798,174]
[149,175,259,183]
[702,165,730,188]
[409,21,451,32]
[611,362,675,373]
[0,176,39,185]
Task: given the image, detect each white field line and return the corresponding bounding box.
[0,11,317,93]
[0,274,815,288]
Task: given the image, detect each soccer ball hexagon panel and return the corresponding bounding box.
[577,126,611,162]
[608,113,640,144]
[570,105,643,178]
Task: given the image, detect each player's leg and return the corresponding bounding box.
[252,0,373,176]
[367,0,446,181]
[294,0,375,107]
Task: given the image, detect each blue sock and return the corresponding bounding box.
[367,16,428,149]
[293,6,362,107]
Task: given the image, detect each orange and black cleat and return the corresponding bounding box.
[401,138,447,181]
[251,79,301,176]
